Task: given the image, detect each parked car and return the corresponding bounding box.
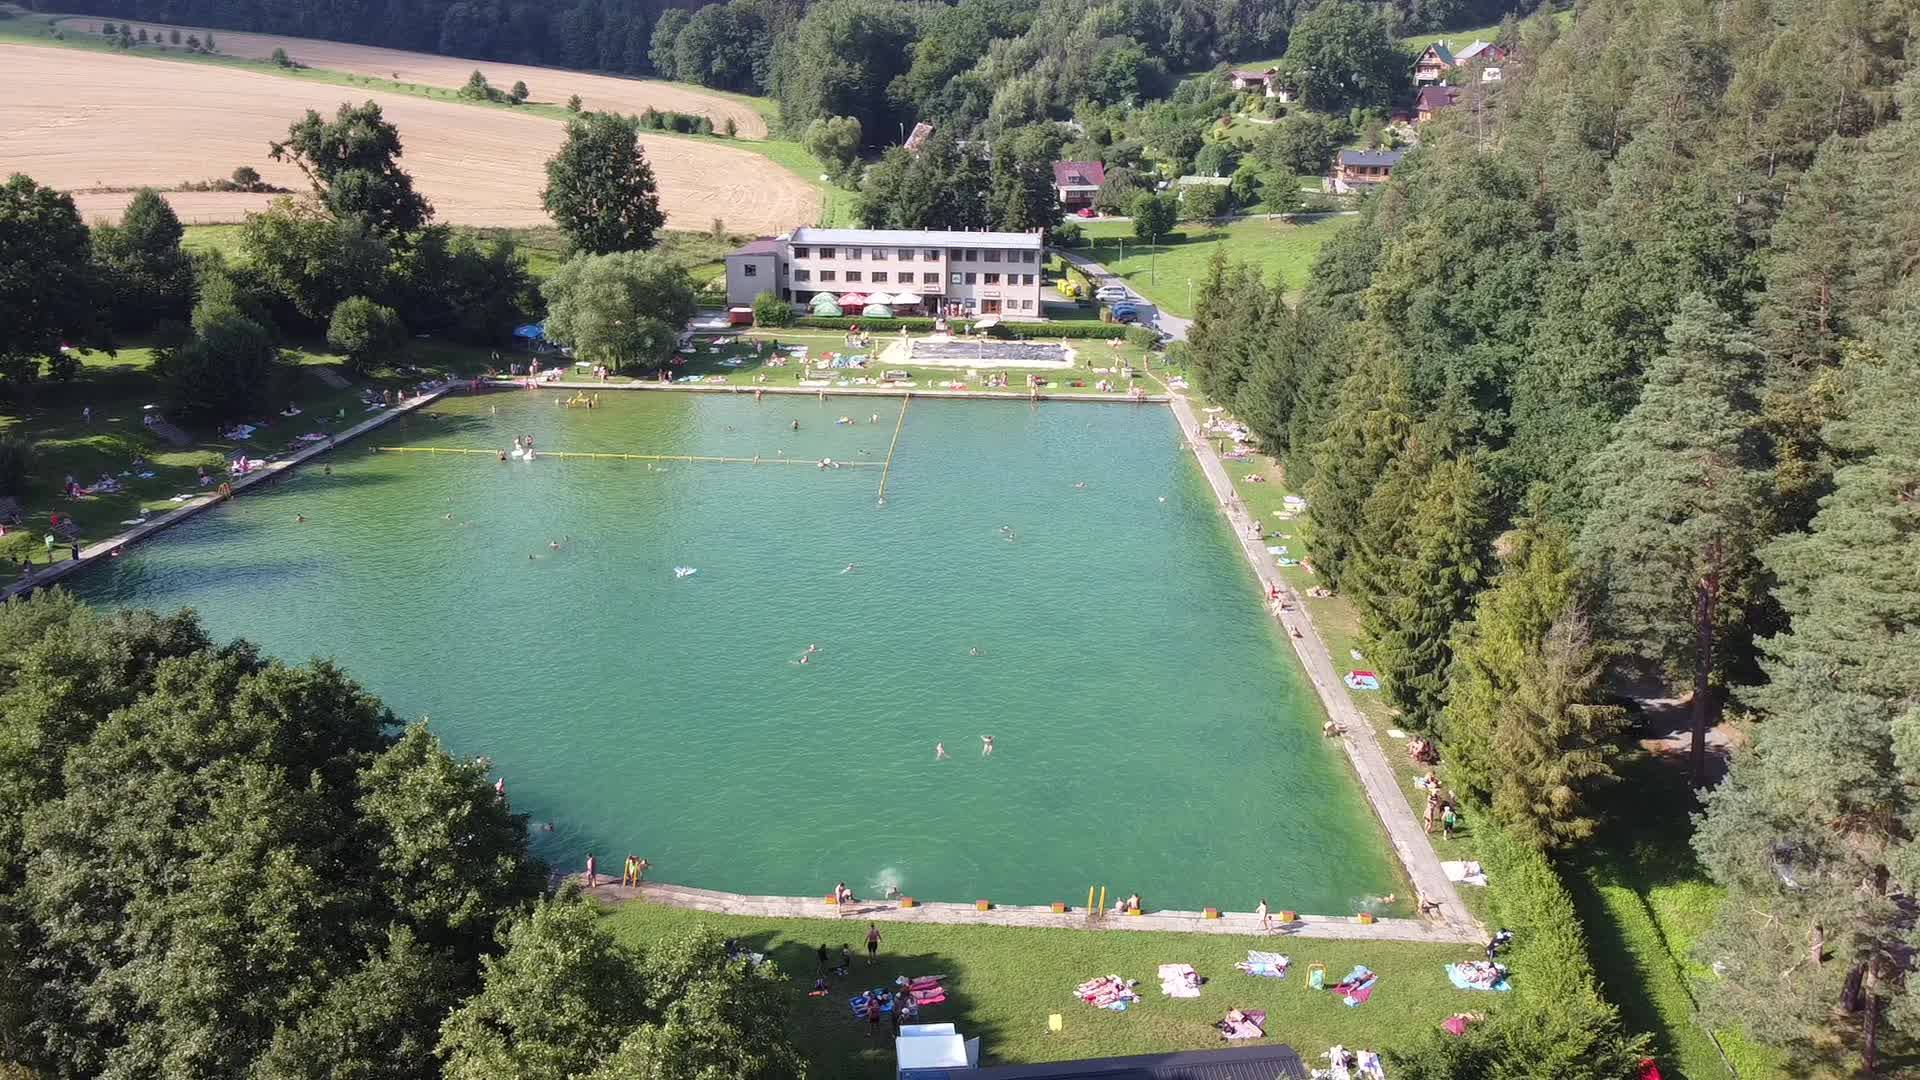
[1076,207,1097,218]
[1095,285,1130,303]
[1111,304,1140,324]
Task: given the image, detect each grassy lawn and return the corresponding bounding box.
[0,339,492,572]
[575,328,1167,396]
[1569,755,1790,1080]
[601,899,1488,1079]
[1065,217,1351,317]
[0,12,847,229]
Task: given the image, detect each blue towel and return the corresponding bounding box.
[1445,964,1511,992]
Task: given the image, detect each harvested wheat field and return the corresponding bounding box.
[0,46,816,232]
[54,17,768,138]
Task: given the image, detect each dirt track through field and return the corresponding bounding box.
[0,45,816,231]
[52,17,767,138]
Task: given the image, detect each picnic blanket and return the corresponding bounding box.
[1234,950,1290,979]
[1329,966,1377,1007]
[893,975,948,1007]
[1216,1008,1266,1041]
[1446,961,1510,992]
[1316,1046,1386,1080]
[1157,964,1203,998]
[1076,975,1139,1011]
[1441,860,1488,886]
[1344,671,1381,691]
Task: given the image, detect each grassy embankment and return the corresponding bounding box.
[0,11,853,228]
[1065,217,1351,318]
[601,899,1481,1080]
[1186,404,1788,1078]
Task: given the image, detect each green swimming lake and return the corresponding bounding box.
[71,390,1404,913]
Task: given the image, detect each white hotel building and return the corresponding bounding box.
[724,228,1048,318]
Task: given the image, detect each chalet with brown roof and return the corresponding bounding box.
[1332,148,1406,193]
[1415,85,1460,123]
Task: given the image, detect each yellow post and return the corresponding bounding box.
[1087,886,1094,912]
[1097,886,1106,913]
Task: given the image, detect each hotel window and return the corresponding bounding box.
[820,270,836,282]
[923,272,939,284]
[924,249,941,260]
[1021,250,1036,263]
[818,247,835,258]
[1021,299,1033,310]
[985,250,1002,262]
[1022,274,1035,285]
[743,263,758,277]
[963,249,979,262]
[948,249,963,260]
[984,273,1000,285]
[846,271,862,282]
[846,247,862,260]
[950,272,962,285]
[897,249,914,260]
[964,272,976,284]
[871,272,888,283]
[794,269,810,281]
[792,246,810,258]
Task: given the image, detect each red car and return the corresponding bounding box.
[1075,207,1097,218]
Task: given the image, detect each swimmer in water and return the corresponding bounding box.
[935,742,948,760]
[1074,481,1086,490]
[295,514,305,523]
[791,419,800,430]
[445,512,454,520]
[981,735,994,756]
[843,564,857,573]
[549,540,560,550]
[1158,496,1166,502]
[540,821,554,832]
[805,644,819,655]
[968,647,981,657]
[797,653,809,665]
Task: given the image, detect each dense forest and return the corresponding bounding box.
[1183,0,1920,1069]
[39,0,1520,110]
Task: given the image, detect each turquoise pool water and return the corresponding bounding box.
[71,390,1403,913]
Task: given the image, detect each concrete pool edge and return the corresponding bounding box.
[487,377,1170,403]
[568,878,1485,944]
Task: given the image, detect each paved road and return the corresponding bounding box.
[1051,248,1194,341]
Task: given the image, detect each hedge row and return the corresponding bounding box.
[1385,824,1652,1079]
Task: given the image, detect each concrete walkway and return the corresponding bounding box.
[1162,392,1478,942]
[1,384,454,601]
[572,878,1481,944]
[488,378,1166,404]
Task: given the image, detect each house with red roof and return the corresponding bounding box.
[1052,161,1106,210]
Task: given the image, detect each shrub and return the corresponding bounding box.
[566,94,583,113]
[1385,824,1652,1079]
[271,46,290,67]
[326,296,408,374]
[751,291,793,328]
[1052,222,1084,247]
[509,80,529,104]
[0,436,34,497]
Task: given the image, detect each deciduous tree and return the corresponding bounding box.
[269,102,433,241]
[543,112,666,254]
[0,174,108,391]
[541,251,695,372]
[326,296,408,373]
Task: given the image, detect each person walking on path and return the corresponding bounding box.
[1256,898,1271,935]
[865,922,881,966]
[584,853,598,888]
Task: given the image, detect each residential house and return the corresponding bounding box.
[1415,84,1460,123]
[1412,41,1454,85]
[1228,66,1276,91]
[1331,148,1405,193]
[1227,66,1296,101]
[1454,39,1508,81]
[723,228,1049,318]
[1052,160,1106,210]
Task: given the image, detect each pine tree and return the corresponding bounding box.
[1443,514,1626,849]
[1578,294,1771,783]
[1692,327,1920,1070]
[1367,453,1494,731]
[1302,343,1413,590]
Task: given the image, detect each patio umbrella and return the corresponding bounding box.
[890,292,923,307]
[862,304,894,318]
[808,292,841,315]
[837,292,869,310]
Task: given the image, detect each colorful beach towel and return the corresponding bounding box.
[1217,1008,1267,1041]
[1234,950,1290,979]
[1157,963,1203,998]
[1344,671,1381,691]
[1446,962,1510,992]
[1329,966,1377,1007]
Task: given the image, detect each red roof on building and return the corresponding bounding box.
[1052,161,1106,188]
[1416,85,1460,112]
